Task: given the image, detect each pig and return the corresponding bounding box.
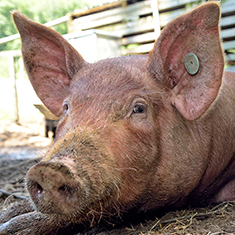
[1,2,235,234]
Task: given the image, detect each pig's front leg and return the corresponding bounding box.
[0,211,71,235]
[0,199,71,235]
[0,199,34,224]
[0,211,70,235]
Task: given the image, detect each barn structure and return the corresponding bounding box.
[66,0,235,71]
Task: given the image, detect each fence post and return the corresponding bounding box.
[152,0,161,39]
[18,57,24,81]
[8,55,19,123]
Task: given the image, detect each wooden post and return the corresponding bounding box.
[8,55,19,123]
[18,57,24,81]
[152,0,161,40]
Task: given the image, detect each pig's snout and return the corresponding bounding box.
[27,164,74,201]
[26,162,87,215]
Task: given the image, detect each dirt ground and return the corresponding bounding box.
[1,120,235,235]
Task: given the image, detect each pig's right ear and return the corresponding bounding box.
[147,2,224,120]
[12,11,87,117]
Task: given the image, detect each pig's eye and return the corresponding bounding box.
[132,103,146,114]
[129,99,148,119]
[63,103,69,114]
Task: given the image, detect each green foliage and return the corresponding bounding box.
[0,0,105,51]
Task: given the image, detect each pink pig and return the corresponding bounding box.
[1,2,235,234]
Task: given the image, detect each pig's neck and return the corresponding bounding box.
[191,71,235,203]
[151,72,235,209]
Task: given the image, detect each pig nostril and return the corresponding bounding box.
[36,183,43,195]
[58,185,74,197]
[29,180,44,199]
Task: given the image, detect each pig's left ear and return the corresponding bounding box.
[147,2,224,120]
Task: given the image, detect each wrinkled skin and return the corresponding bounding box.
[1,2,235,234]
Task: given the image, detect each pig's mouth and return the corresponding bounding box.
[26,162,89,217]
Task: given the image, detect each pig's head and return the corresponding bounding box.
[12,2,224,223]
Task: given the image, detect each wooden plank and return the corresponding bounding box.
[158,0,200,12]
[71,1,124,18]
[223,41,235,51]
[96,21,131,34]
[221,28,235,40]
[220,15,235,28]
[0,50,21,57]
[221,0,235,15]
[71,1,152,26]
[226,53,235,62]
[82,16,155,37]
[0,34,20,46]
[115,21,155,37]
[225,65,235,72]
[121,32,156,45]
[44,15,68,27]
[122,43,154,55]
[159,8,187,27]
[71,14,124,31]
[34,104,59,120]
[70,8,153,32]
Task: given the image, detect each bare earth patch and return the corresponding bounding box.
[0,120,235,235]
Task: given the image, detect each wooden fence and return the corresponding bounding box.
[67,0,235,71]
